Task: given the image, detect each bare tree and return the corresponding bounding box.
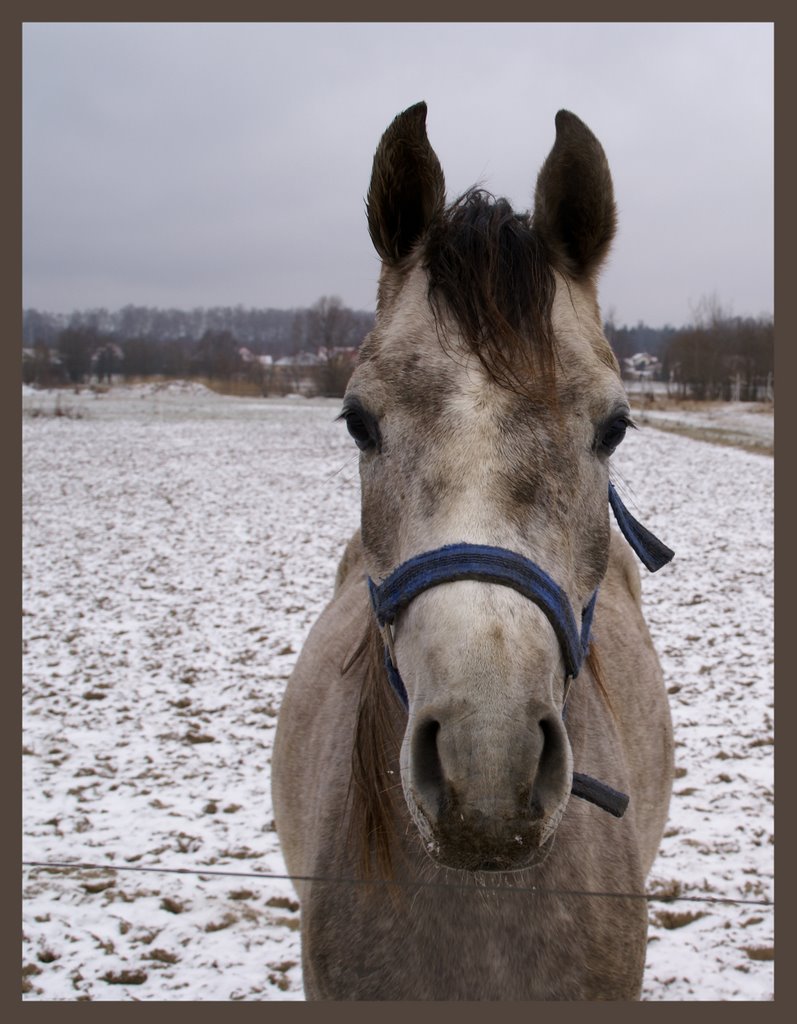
[307,296,355,351]
[57,326,96,384]
[663,298,773,401]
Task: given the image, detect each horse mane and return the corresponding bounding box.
[344,615,611,881]
[422,189,558,393]
[343,618,401,879]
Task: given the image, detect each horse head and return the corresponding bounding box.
[344,103,636,872]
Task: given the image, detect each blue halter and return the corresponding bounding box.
[367,482,673,819]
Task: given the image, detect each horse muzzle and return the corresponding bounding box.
[368,482,673,830]
[405,702,573,871]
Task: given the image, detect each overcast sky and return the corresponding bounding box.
[22,22,773,327]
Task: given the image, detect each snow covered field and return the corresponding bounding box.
[634,403,773,455]
[22,383,773,1001]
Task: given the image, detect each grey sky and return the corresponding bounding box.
[22,22,773,327]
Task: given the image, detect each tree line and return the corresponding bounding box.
[23,298,773,402]
[604,306,773,401]
[659,312,773,402]
[22,297,376,397]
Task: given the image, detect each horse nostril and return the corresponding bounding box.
[411,717,445,813]
[529,714,570,819]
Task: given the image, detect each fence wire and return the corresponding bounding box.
[22,860,773,908]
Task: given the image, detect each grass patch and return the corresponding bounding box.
[270,914,301,931]
[229,888,257,901]
[142,948,180,964]
[652,909,706,929]
[267,895,300,913]
[742,946,774,961]
[25,395,86,420]
[205,912,238,933]
[635,417,773,456]
[648,879,683,901]
[193,376,264,398]
[184,731,215,744]
[82,879,116,894]
[102,968,148,985]
[160,896,186,914]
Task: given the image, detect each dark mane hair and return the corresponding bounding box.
[422,189,558,391]
[344,621,402,880]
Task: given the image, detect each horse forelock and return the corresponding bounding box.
[421,189,558,395]
[365,188,619,405]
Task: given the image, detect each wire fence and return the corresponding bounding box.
[22,859,773,908]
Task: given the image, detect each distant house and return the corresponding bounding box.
[22,345,65,386]
[22,347,63,367]
[623,352,660,380]
[237,347,273,367]
[317,346,358,364]
[275,352,322,367]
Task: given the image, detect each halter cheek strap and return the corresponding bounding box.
[608,482,673,572]
[367,484,673,819]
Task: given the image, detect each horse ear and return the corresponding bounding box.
[367,101,446,263]
[532,110,617,280]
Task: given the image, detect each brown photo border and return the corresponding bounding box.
[7,3,789,1018]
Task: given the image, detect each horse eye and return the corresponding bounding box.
[341,406,380,452]
[599,416,632,455]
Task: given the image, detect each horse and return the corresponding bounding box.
[271,102,674,1000]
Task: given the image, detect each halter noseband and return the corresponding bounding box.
[368,482,673,820]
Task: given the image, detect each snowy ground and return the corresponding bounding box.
[633,402,773,455]
[22,383,773,1001]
